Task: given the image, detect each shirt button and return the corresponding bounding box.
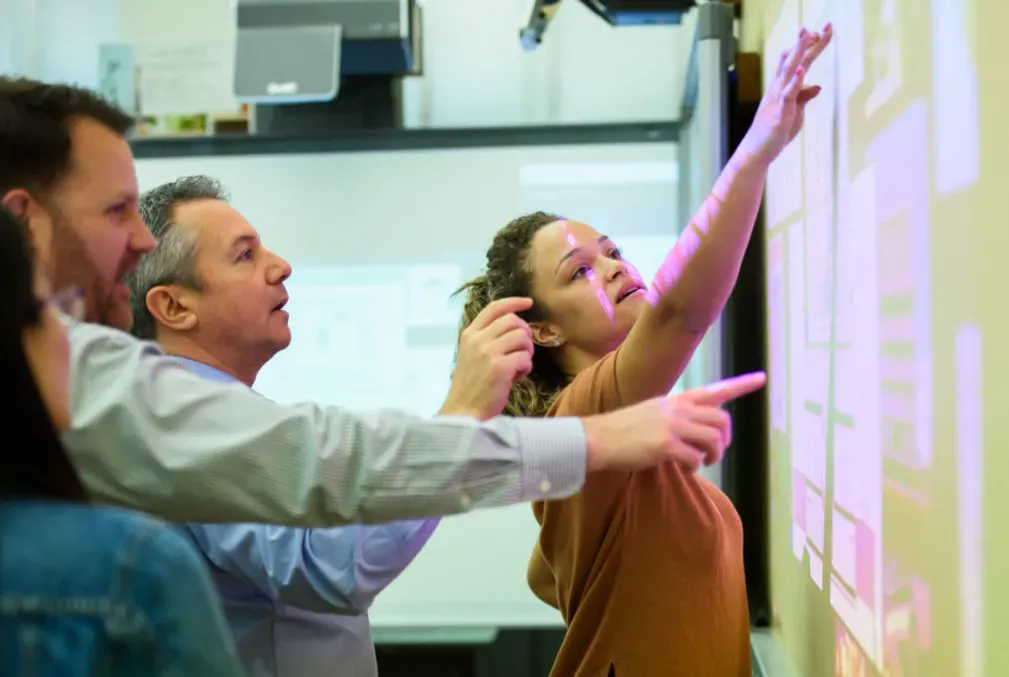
[459,493,472,509]
[539,479,552,494]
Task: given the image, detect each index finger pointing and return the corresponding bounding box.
[687,372,768,406]
[469,297,534,331]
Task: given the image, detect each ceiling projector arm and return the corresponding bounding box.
[520,0,697,49]
[519,0,565,51]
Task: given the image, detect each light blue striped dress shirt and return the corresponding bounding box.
[175,357,439,677]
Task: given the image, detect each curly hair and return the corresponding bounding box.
[455,211,570,418]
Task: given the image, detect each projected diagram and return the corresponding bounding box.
[253,267,461,415]
[762,0,981,673]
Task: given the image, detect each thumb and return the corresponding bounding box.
[683,372,768,407]
[797,85,822,106]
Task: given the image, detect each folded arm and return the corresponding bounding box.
[63,320,588,526]
[187,519,440,614]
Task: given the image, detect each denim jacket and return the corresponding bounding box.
[0,500,244,676]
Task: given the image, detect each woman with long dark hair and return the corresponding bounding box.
[0,207,245,675]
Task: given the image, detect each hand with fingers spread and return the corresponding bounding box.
[741,22,834,166]
[582,371,768,473]
[440,297,535,420]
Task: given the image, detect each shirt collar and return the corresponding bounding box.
[167,356,242,386]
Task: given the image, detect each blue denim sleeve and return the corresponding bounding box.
[185,518,440,614]
[134,524,245,676]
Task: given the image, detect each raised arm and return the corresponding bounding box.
[186,519,440,614]
[615,24,832,403]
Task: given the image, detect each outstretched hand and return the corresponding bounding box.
[741,23,833,166]
[583,371,767,474]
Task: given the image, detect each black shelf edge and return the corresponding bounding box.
[130,121,681,159]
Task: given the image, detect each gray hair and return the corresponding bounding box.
[128,175,229,340]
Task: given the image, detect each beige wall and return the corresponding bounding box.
[977,1,1009,674]
[745,0,1006,674]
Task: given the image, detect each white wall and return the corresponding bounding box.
[33,0,119,88]
[406,0,687,126]
[0,0,118,87]
[4,0,692,126]
[0,0,35,77]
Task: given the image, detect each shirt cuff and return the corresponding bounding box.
[512,417,588,502]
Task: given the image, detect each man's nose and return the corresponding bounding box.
[130,212,156,253]
[269,253,292,284]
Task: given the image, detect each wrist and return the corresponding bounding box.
[437,403,482,419]
[711,141,771,200]
[581,416,607,473]
[736,132,776,172]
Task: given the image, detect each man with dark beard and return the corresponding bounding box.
[0,77,759,529]
[0,90,153,331]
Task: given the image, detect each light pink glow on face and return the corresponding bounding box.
[593,271,615,323]
[556,220,616,324]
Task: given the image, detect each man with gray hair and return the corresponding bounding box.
[129,175,440,677]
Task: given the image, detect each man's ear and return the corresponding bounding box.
[3,189,54,273]
[1,189,32,217]
[146,285,199,333]
[531,322,565,348]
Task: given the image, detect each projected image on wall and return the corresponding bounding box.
[762,1,981,676]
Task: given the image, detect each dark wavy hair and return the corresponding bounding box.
[455,211,570,417]
[0,207,86,500]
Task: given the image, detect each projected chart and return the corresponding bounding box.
[763,1,982,675]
